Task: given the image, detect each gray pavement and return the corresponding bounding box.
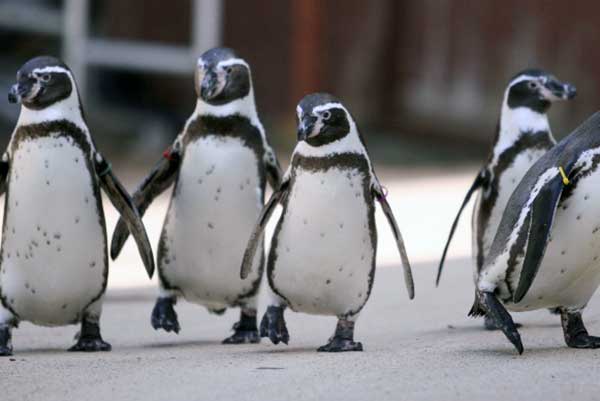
[3,258,600,401]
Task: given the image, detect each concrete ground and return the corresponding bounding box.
[2,167,600,401]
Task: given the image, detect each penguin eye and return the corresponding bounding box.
[40,74,51,83]
[322,111,332,121]
[528,81,539,90]
[224,66,233,74]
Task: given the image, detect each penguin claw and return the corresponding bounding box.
[151,297,180,334]
[480,292,524,354]
[259,306,289,345]
[222,330,260,344]
[317,338,363,352]
[0,345,13,356]
[68,338,111,352]
[566,334,600,349]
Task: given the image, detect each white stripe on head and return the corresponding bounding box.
[217,58,250,70]
[507,74,544,88]
[32,66,71,75]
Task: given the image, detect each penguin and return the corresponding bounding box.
[240,93,414,352]
[472,111,600,353]
[110,47,282,344]
[0,56,155,356]
[435,69,576,329]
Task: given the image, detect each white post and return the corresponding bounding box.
[192,0,224,60]
[63,0,89,98]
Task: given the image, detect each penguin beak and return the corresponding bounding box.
[297,116,317,141]
[8,84,22,104]
[542,78,577,101]
[200,71,222,101]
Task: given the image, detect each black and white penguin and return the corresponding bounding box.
[110,47,282,344]
[0,56,154,356]
[436,69,576,329]
[240,93,414,352]
[472,111,600,353]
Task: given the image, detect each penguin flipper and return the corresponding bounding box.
[110,148,181,260]
[436,168,488,286]
[240,181,289,279]
[513,173,565,303]
[95,154,155,279]
[373,185,415,300]
[264,146,283,190]
[479,291,523,354]
[0,158,9,196]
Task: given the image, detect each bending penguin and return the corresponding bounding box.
[436,69,576,329]
[473,111,600,353]
[240,93,414,352]
[0,56,154,356]
[110,47,282,344]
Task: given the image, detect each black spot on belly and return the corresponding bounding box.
[62,304,68,310]
[560,268,566,274]
[338,266,344,272]
[577,215,581,220]
[561,250,566,255]
[585,194,590,200]
[53,233,61,239]
[358,292,363,298]
[208,222,214,229]
[325,279,331,285]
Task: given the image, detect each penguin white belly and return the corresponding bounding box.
[473,149,546,281]
[0,135,106,326]
[509,172,600,311]
[160,136,263,308]
[270,167,375,317]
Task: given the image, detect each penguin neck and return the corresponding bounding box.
[16,91,86,130]
[192,88,259,126]
[492,99,553,162]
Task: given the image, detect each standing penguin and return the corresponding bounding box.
[0,56,154,356]
[436,69,576,329]
[110,47,282,344]
[473,111,600,353]
[240,93,414,352]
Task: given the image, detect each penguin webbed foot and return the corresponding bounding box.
[259,305,289,345]
[68,320,111,352]
[222,309,260,344]
[318,318,363,352]
[561,309,600,349]
[318,338,363,352]
[479,291,524,354]
[483,314,522,331]
[151,297,180,334]
[69,337,111,352]
[0,325,13,356]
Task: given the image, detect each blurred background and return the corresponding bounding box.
[1,0,597,165]
[0,0,599,285]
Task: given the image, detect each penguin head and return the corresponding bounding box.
[296,93,352,146]
[8,56,75,110]
[506,69,576,113]
[194,47,251,105]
